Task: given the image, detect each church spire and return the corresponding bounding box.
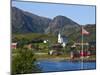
[58,32,62,43]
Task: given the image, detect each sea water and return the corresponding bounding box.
[36,60,96,72]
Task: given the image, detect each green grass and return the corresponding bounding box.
[12,33,57,44]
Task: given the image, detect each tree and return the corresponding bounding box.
[12,48,41,75]
[17,38,29,48]
[64,40,75,53]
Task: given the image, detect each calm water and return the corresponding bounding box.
[36,60,96,72]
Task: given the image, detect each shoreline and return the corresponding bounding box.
[37,57,96,62]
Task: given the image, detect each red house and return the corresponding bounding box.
[11,43,17,49]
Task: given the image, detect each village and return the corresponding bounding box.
[12,32,96,61]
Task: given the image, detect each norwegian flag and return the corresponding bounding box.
[81,27,89,35]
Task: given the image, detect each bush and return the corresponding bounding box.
[12,48,41,75]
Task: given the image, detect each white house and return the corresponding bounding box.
[43,40,48,43]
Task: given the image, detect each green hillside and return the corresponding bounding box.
[12,33,57,44]
[68,24,96,43]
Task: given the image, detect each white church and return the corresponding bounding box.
[58,33,68,47]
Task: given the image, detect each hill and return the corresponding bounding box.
[12,7,96,43]
[12,7,80,36]
[12,7,51,33]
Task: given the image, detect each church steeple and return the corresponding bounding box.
[58,32,62,43]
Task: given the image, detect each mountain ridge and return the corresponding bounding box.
[12,7,95,37]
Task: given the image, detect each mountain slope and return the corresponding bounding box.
[12,7,52,33]
[12,6,95,41]
[45,15,80,35]
[68,24,96,42]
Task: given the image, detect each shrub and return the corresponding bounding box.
[12,48,40,75]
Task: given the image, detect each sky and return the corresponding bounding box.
[12,1,96,25]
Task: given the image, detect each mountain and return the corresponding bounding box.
[45,15,80,35]
[12,7,52,33]
[12,7,80,35]
[12,6,95,40]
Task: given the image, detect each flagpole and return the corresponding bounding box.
[81,26,84,69]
